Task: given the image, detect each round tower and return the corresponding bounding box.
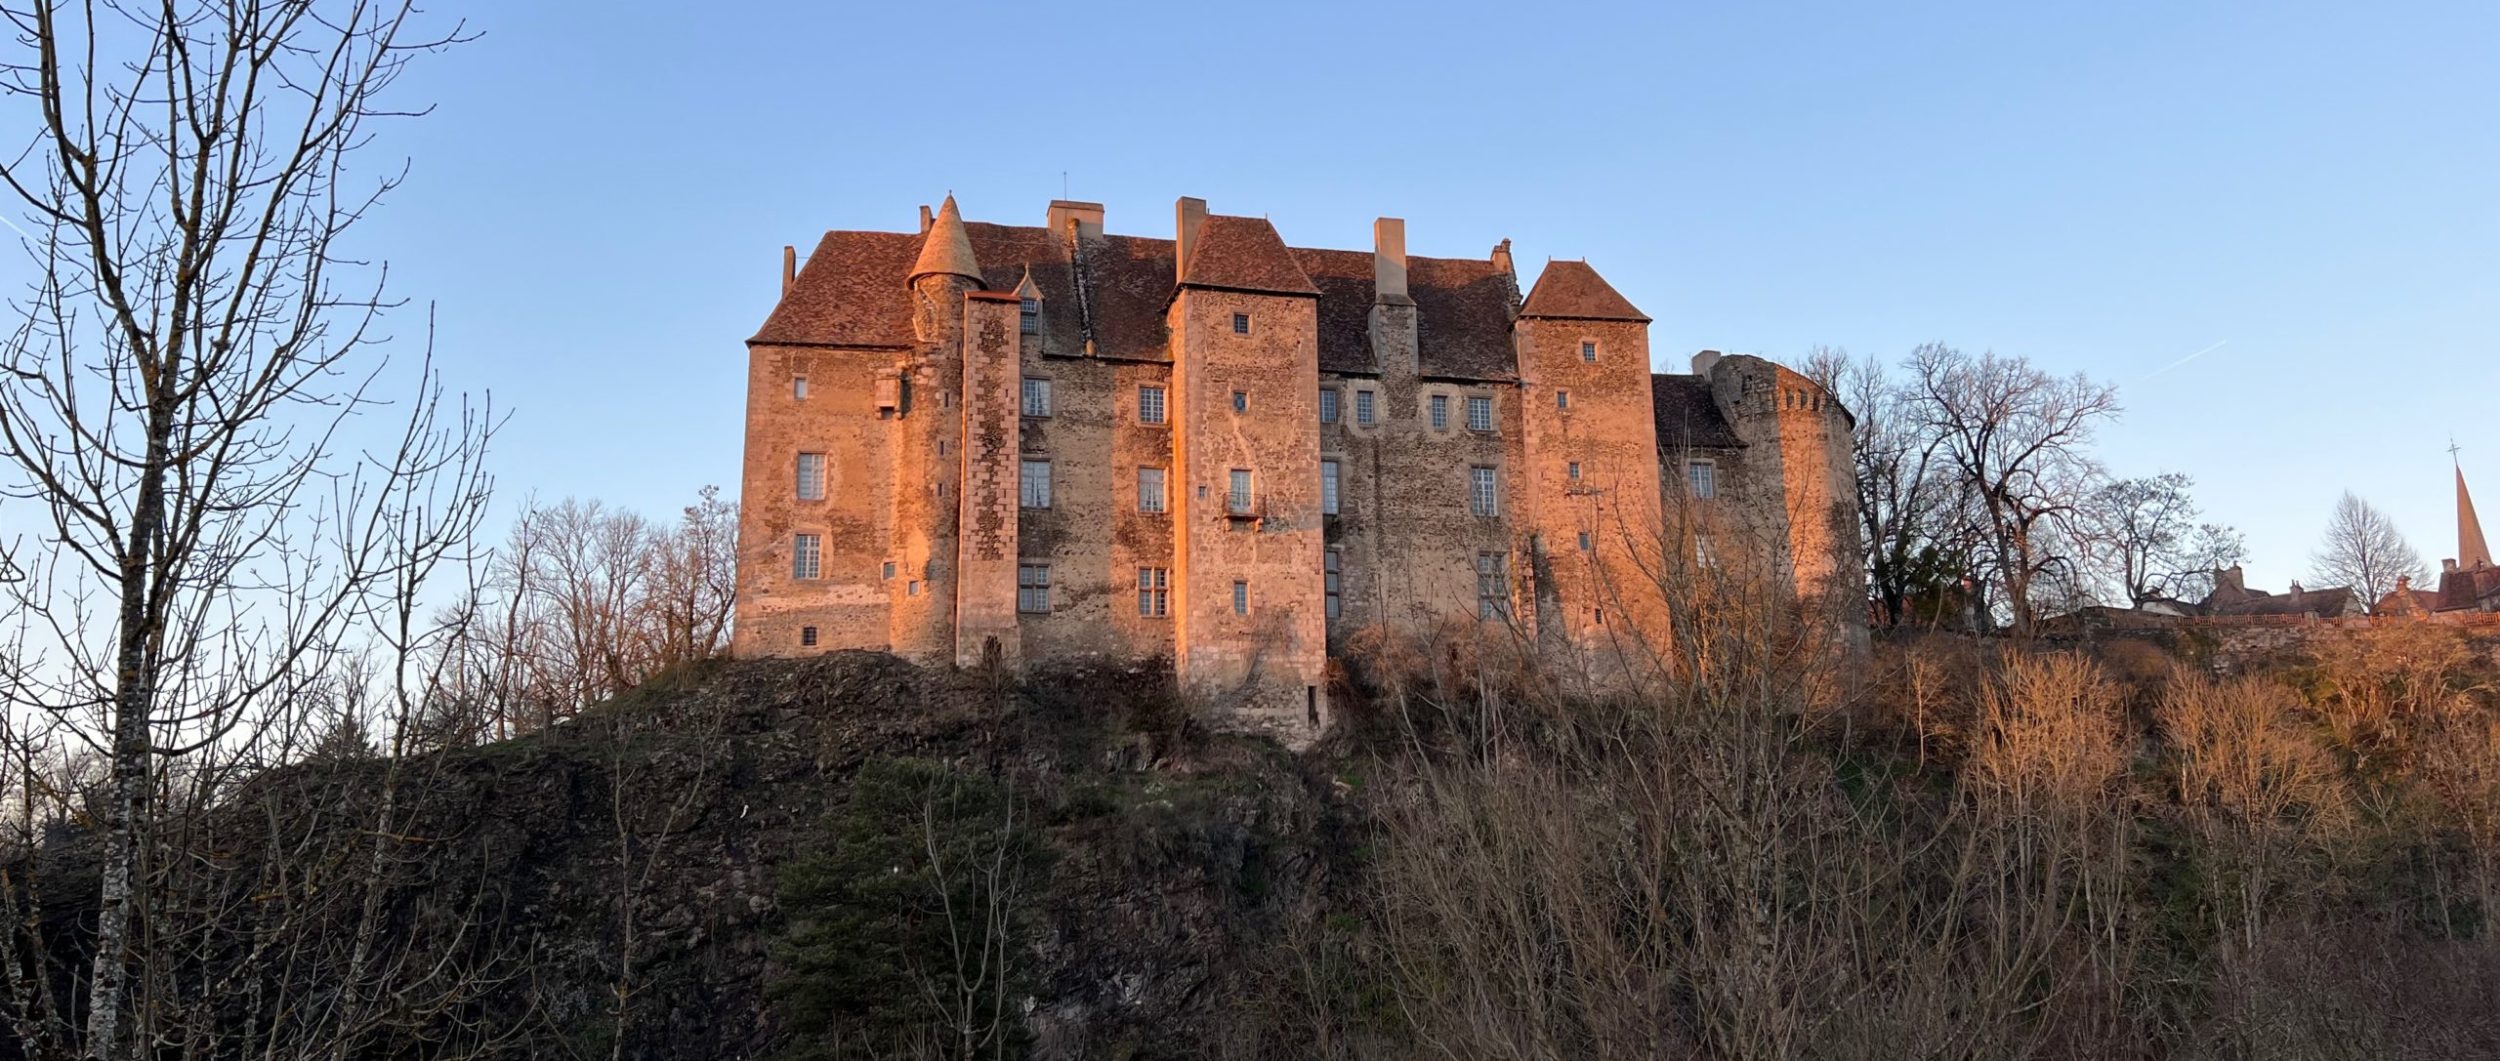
[1708,354,1863,633]
[889,196,983,662]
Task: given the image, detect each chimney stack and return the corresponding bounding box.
[1372,217,1410,305]
[781,245,796,296]
[919,204,934,234]
[1046,199,1105,243]
[1692,350,1723,377]
[1175,196,1208,282]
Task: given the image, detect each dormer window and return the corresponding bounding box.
[1232,312,1251,335]
[1019,297,1040,334]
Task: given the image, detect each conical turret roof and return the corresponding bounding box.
[908,195,984,286]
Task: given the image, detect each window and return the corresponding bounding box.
[907,580,921,597]
[1019,297,1040,334]
[1469,466,1498,517]
[1138,385,1167,425]
[1138,467,1166,513]
[1228,469,1254,514]
[1020,459,1052,508]
[1581,340,1598,362]
[1355,390,1376,427]
[1232,580,1250,615]
[1567,461,1581,482]
[1022,377,1052,418]
[1429,394,1449,431]
[1017,564,1051,613]
[1556,390,1571,411]
[796,452,825,500]
[792,534,821,580]
[1233,312,1251,335]
[1696,535,1717,568]
[801,625,818,647]
[1319,388,1340,424]
[1466,395,1494,432]
[1687,460,1717,500]
[882,560,897,580]
[1137,567,1170,617]
[1320,460,1340,515]
[1324,550,1342,620]
[793,376,809,400]
[1578,531,1592,551]
[1476,552,1509,620]
[1231,390,1248,413]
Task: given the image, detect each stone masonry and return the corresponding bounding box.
[733,194,1866,744]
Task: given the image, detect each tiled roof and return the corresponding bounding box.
[748,208,1526,384]
[1411,255,1520,381]
[750,230,920,348]
[1519,259,1649,322]
[908,196,982,284]
[1181,215,1321,296]
[1652,374,1742,450]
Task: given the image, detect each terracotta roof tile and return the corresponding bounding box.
[1652,374,1742,449]
[1182,215,1321,296]
[1411,255,1520,381]
[1520,259,1649,322]
[750,230,919,347]
[1291,247,1377,375]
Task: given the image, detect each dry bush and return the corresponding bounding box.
[2160,673,2350,952]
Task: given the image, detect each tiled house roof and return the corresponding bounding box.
[1519,259,1650,322]
[749,209,1536,382]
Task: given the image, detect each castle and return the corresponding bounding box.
[733,195,1862,741]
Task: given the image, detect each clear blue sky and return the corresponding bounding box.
[358,0,2496,589]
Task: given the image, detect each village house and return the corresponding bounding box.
[732,194,1862,741]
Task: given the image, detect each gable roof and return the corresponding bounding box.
[1182,215,1320,296]
[747,204,1528,382]
[1519,259,1649,322]
[1652,374,1742,449]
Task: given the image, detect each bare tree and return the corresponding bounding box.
[2310,490,2426,605]
[1802,348,1962,628]
[2080,473,2245,605]
[0,4,482,1057]
[1905,344,2121,633]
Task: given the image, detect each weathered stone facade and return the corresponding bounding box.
[733,195,1865,743]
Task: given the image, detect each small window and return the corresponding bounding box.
[1429,394,1449,431]
[1319,388,1340,425]
[1137,567,1170,617]
[1578,531,1592,551]
[1567,461,1581,482]
[1138,467,1166,513]
[1324,549,1342,620]
[1476,552,1509,620]
[1020,459,1052,508]
[1687,460,1717,500]
[1466,395,1494,432]
[793,376,809,400]
[1556,390,1571,411]
[882,560,897,580]
[796,452,826,500]
[1581,340,1598,363]
[1138,386,1167,425]
[907,580,921,597]
[1320,460,1340,516]
[1232,312,1251,335]
[1228,469,1254,514]
[792,534,821,580]
[1469,466,1498,518]
[1354,390,1376,427]
[1019,297,1040,335]
[1232,580,1249,615]
[1696,535,1717,568]
[800,625,818,648]
[1022,377,1052,418]
[1017,564,1051,614]
[1231,390,1248,413]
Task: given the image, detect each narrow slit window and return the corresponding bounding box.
[1324,549,1342,620]
[1231,390,1248,413]
[1232,580,1249,615]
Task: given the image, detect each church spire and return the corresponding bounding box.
[2461,459,2493,570]
[908,195,983,287]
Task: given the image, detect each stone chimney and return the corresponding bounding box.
[781,245,796,296]
[2289,580,2305,601]
[1175,196,1209,282]
[2216,564,2245,595]
[1047,199,1105,244]
[1692,349,1723,377]
[919,204,933,234]
[1372,217,1410,305]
